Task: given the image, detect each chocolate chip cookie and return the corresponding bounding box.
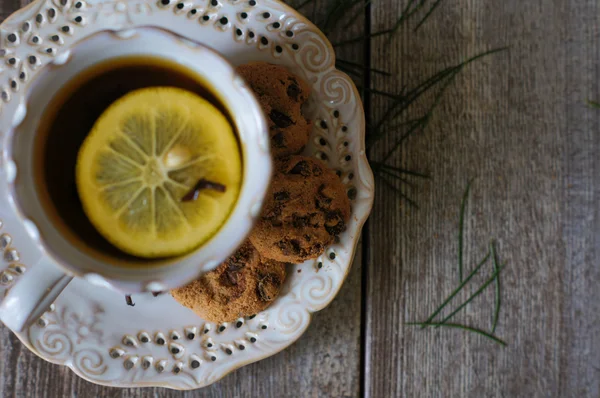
[249,156,351,263]
[171,242,287,323]
[236,62,312,157]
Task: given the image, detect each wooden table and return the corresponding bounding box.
[1,0,599,396]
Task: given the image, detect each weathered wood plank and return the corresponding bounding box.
[0,0,365,396]
[366,0,599,396]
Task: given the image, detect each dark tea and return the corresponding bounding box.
[33,56,232,263]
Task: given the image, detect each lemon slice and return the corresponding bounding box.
[76,87,242,258]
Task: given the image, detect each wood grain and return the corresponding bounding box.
[2,0,600,396]
[0,0,364,397]
[366,0,600,397]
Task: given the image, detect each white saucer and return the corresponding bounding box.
[0,0,374,389]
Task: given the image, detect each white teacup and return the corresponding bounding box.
[0,27,271,331]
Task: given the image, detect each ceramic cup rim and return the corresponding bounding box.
[4,27,272,293]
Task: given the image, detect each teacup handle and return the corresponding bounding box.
[0,257,72,332]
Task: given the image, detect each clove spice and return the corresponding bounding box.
[181,179,226,202]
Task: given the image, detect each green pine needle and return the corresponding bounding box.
[331,30,395,47]
[588,100,600,108]
[323,0,365,34]
[414,0,444,31]
[409,183,507,346]
[367,48,508,156]
[458,179,474,282]
[387,0,427,37]
[436,263,505,327]
[342,0,373,29]
[378,174,419,208]
[289,0,506,207]
[294,0,316,10]
[407,322,507,346]
[421,251,491,328]
[490,241,502,333]
[377,167,417,188]
[370,161,430,179]
[336,59,392,76]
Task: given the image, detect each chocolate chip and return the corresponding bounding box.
[257,274,280,302]
[292,215,310,228]
[287,84,301,101]
[277,239,301,255]
[316,185,333,209]
[220,262,245,291]
[291,239,301,253]
[325,211,346,236]
[262,206,282,225]
[257,274,281,302]
[274,191,290,201]
[125,295,135,306]
[272,132,286,148]
[269,109,294,128]
[289,160,311,176]
[277,241,290,255]
[312,165,323,176]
